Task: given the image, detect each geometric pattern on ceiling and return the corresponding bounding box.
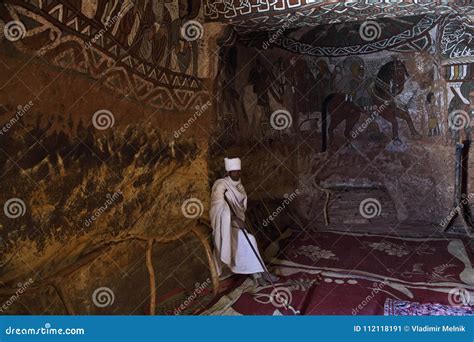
[204,0,473,33]
[268,14,440,57]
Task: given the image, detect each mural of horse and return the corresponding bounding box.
[321,60,421,151]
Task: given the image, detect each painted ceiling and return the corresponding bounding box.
[204,0,473,33]
[238,14,441,56]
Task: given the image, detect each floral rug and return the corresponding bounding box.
[204,229,474,315]
[384,298,474,316]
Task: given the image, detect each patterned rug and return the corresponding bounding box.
[384,298,474,316]
[204,229,474,315]
[147,277,245,315]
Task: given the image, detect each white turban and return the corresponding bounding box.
[224,157,241,172]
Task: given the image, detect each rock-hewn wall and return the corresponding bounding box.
[0,0,219,314]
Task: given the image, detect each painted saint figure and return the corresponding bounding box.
[426,92,440,136]
[248,59,271,115]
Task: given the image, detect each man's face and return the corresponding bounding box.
[228,170,241,181]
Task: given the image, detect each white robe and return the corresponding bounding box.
[210,176,265,275]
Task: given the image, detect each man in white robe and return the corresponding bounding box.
[210,157,277,286]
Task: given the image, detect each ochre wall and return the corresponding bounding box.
[0,0,221,314]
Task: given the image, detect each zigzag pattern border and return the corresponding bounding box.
[18,0,202,91]
[5,1,209,111]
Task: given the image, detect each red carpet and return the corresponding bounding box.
[205,230,474,315]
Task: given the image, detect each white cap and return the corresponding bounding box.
[224,157,241,172]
